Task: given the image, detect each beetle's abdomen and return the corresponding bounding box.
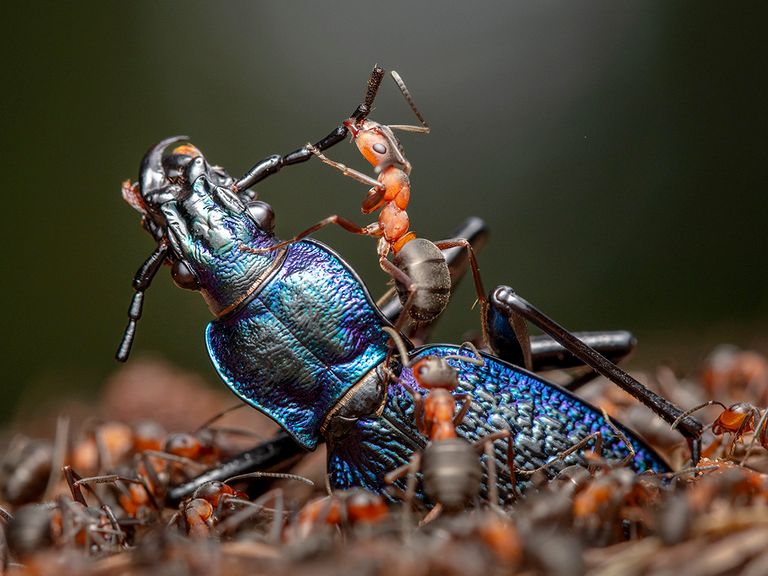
[392,239,451,322]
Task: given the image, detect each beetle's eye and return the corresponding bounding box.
[372,143,387,155]
[246,200,275,233]
[418,365,429,376]
[171,259,200,291]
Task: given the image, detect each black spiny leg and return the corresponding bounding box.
[234,65,386,197]
[166,430,306,506]
[115,241,169,362]
[487,285,703,463]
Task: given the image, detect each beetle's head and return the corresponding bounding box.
[122,136,281,321]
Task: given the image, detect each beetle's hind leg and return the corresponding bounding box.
[487,285,703,465]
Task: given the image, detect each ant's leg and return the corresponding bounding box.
[452,394,473,428]
[378,253,423,334]
[308,145,385,189]
[241,215,379,255]
[516,432,603,477]
[472,429,512,506]
[741,409,768,465]
[234,66,385,196]
[488,286,703,463]
[432,238,525,364]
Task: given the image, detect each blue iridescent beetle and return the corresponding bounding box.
[116,68,703,504]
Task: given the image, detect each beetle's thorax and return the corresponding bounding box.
[161,175,282,316]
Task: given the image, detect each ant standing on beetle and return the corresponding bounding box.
[241,69,506,351]
[382,328,513,520]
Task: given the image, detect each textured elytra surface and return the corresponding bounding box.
[327,345,669,502]
[206,239,390,450]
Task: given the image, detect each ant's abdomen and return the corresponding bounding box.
[393,238,451,322]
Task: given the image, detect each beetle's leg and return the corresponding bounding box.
[115,241,169,362]
[234,129,346,199]
[488,286,704,463]
[528,331,637,390]
[488,322,637,389]
[234,65,385,196]
[165,431,306,506]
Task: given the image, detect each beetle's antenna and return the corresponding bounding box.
[389,71,430,133]
[116,241,169,362]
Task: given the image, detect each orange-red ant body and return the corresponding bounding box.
[243,68,490,335]
[672,400,768,459]
[293,489,389,538]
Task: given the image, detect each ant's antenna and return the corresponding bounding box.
[389,71,430,134]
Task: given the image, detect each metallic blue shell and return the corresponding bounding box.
[160,177,279,316]
[206,239,390,450]
[327,345,669,501]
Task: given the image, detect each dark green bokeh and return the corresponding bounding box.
[2,2,766,423]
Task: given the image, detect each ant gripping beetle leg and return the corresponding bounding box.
[241,68,495,350]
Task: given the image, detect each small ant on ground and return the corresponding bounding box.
[672,400,768,462]
[292,489,389,540]
[242,67,497,347]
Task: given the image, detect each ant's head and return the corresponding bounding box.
[344,118,409,173]
[411,356,460,391]
[340,68,429,175]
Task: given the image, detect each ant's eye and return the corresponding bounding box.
[418,366,429,376]
[372,143,387,154]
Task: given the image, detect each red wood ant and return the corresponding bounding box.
[382,328,512,516]
[293,489,389,539]
[672,400,768,460]
[242,68,495,344]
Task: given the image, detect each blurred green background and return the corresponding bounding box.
[2,1,766,424]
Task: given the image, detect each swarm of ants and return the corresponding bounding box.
[0,345,766,576]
